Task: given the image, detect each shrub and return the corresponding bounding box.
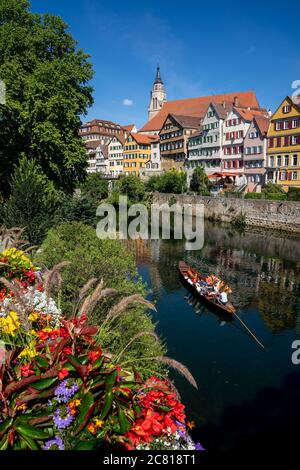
[189,166,212,195]
[118,175,146,203]
[287,187,300,201]
[265,193,287,201]
[2,158,67,244]
[147,170,187,194]
[231,212,246,231]
[34,222,165,375]
[262,182,285,195]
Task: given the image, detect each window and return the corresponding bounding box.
[276,137,281,147]
[275,122,281,130]
[282,105,291,113]
[291,135,298,145]
[284,155,289,166]
[293,155,298,166]
[280,171,287,180]
[277,156,281,166]
[292,171,298,180]
[292,119,298,128]
[283,121,289,129]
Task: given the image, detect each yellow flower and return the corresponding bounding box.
[17,404,27,412]
[95,419,104,428]
[28,313,39,322]
[29,329,38,336]
[186,420,196,430]
[18,341,38,359]
[0,311,20,336]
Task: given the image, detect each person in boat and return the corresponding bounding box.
[219,290,228,305]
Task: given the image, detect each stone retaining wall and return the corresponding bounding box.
[152,193,300,233]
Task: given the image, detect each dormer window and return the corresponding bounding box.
[282,105,291,113]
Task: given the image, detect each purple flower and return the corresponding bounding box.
[54,379,79,403]
[53,407,73,430]
[195,442,205,451]
[43,436,65,450]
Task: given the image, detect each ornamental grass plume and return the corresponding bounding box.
[104,294,156,325]
[158,356,198,389]
[44,261,71,295]
[78,278,98,301]
[0,226,27,251]
[78,278,117,317]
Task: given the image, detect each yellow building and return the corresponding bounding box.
[123,133,155,176]
[266,96,300,189]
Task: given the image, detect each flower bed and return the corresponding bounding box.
[0,248,203,451]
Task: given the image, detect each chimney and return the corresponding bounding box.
[233,96,239,107]
[268,109,272,117]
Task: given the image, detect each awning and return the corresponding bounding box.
[208,172,241,178]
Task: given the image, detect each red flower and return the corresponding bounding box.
[62,346,72,357]
[21,364,35,377]
[88,347,102,364]
[25,269,36,283]
[58,368,69,380]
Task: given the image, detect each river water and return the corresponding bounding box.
[125,221,300,449]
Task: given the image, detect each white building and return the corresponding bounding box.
[85,142,109,174]
[223,106,269,176]
[107,136,124,177]
[186,102,232,180]
[144,137,162,176]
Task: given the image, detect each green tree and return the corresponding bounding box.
[80,173,109,202]
[147,169,187,194]
[118,175,146,202]
[190,166,211,195]
[3,157,66,244]
[0,0,93,198]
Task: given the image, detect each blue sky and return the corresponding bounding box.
[31,0,300,129]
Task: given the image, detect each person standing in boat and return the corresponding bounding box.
[220,290,228,305]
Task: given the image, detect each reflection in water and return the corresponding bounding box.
[124,221,300,449]
[124,221,300,333]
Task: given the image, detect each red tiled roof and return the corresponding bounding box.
[254,115,270,135]
[122,124,136,132]
[234,106,268,121]
[130,132,158,145]
[167,114,201,129]
[139,91,260,132]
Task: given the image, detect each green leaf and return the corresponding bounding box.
[35,357,49,369]
[118,407,131,434]
[19,434,39,450]
[91,356,104,370]
[0,418,13,438]
[99,391,114,420]
[16,423,50,440]
[75,439,99,450]
[31,377,58,391]
[74,392,94,435]
[105,370,118,391]
[0,435,9,450]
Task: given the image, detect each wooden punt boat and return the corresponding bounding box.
[179,261,236,316]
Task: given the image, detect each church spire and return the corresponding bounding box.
[154,64,163,84]
[148,65,167,121]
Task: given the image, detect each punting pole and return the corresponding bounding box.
[233,312,265,349]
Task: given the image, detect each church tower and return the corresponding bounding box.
[148,65,167,121]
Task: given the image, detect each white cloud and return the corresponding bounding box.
[122,98,133,106]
